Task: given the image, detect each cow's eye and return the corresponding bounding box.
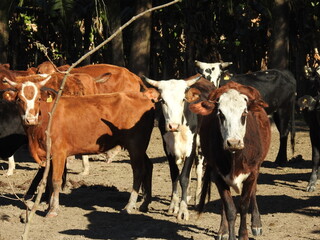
[159,98,165,104]
[218,110,225,122]
[241,111,248,125]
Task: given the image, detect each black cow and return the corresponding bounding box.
[0,99,28,175]
[297,94,320,192]
[196,62,296,166]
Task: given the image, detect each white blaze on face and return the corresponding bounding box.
[19,81,40,124]
[217,89,248,150]
[195,60,232,87]
[196,61,222,87]
[156,80,191,132]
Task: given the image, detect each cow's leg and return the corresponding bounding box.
[218,203,229,240]
[80,155,90,176]
[307,129,320,192]
[250,184,262,236]
[5,155,15,176]
[46,153,67,217]
[177,153,195,221]
[194,153,204,206]
[167,154,180,215]
[273,99,295,166]
[273,111,290,166]
[238,176,258,240]
[123,148,146,213]
[139,153,153,212]
[105,145,122,163]
[216,177,237,240]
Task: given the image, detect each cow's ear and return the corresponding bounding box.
[143,88,160,102]
[2,63,10,69]
[40,87,57,103]
[185,88,201,103]
[2,90,17,102]
[248,99,268,112]
[189,101,215,115]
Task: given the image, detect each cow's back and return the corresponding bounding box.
[71,64,144,92]
[31,92,155,159]
[221,69,296,113]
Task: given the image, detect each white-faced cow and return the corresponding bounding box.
[195,60,233,87]
[196,61,296,166]
[190,81,271,240]
[144,74,215,220]
[3,77,158,217]
[297,94,320,192]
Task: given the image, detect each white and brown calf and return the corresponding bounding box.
[191,81,271,240]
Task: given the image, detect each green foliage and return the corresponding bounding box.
[2,0,320,78]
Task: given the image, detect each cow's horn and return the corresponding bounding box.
[39,76,52,87]
[186,76,201,86]
[143,76,160,88]
[2,77,18,87]
[221,62,233,68]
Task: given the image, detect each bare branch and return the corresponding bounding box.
[21,1,180,239]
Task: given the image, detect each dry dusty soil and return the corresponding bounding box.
[0,122,319,240]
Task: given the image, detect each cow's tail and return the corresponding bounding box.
[290,100,296,155]
[197,164,212,215]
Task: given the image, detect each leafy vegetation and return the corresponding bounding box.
[0,0,319,93]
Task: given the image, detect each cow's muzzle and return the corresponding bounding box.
[225,138,244,151]
[23,115,39,126]
[166,123,180,132]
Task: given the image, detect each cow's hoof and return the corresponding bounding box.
[306,185,316,192]
[20,212,27,223]
[139,203,149,213]
[177,208,189,221]
[252,227,263,236]
[215,233,229,240]
[121,207,135,214]
[168,205,179,215]
[46,210,58,218]
[79,171,89,176]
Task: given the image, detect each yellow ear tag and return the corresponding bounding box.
[47,95,53,103]
[224,75,230,80]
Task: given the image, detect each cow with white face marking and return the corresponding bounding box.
[196,61,296,166]
[3,76,158,217]
[144,74,214,220]
[190,81,271,240]
[195,60,233,87]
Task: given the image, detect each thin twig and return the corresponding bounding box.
[21,1,180,239]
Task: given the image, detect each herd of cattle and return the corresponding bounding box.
[0,60,319,240]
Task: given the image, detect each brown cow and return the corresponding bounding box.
[190,81,271,240]
[3,61,147,174]
[0,64,36,92]
[36,61,147,92]
[4,77,159,217]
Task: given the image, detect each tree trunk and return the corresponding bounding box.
[129,0,152,77]
[108,0,125,67]
[268,0,289,69]
[0,5,10,63]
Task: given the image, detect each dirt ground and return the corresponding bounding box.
[0,122,319,240]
